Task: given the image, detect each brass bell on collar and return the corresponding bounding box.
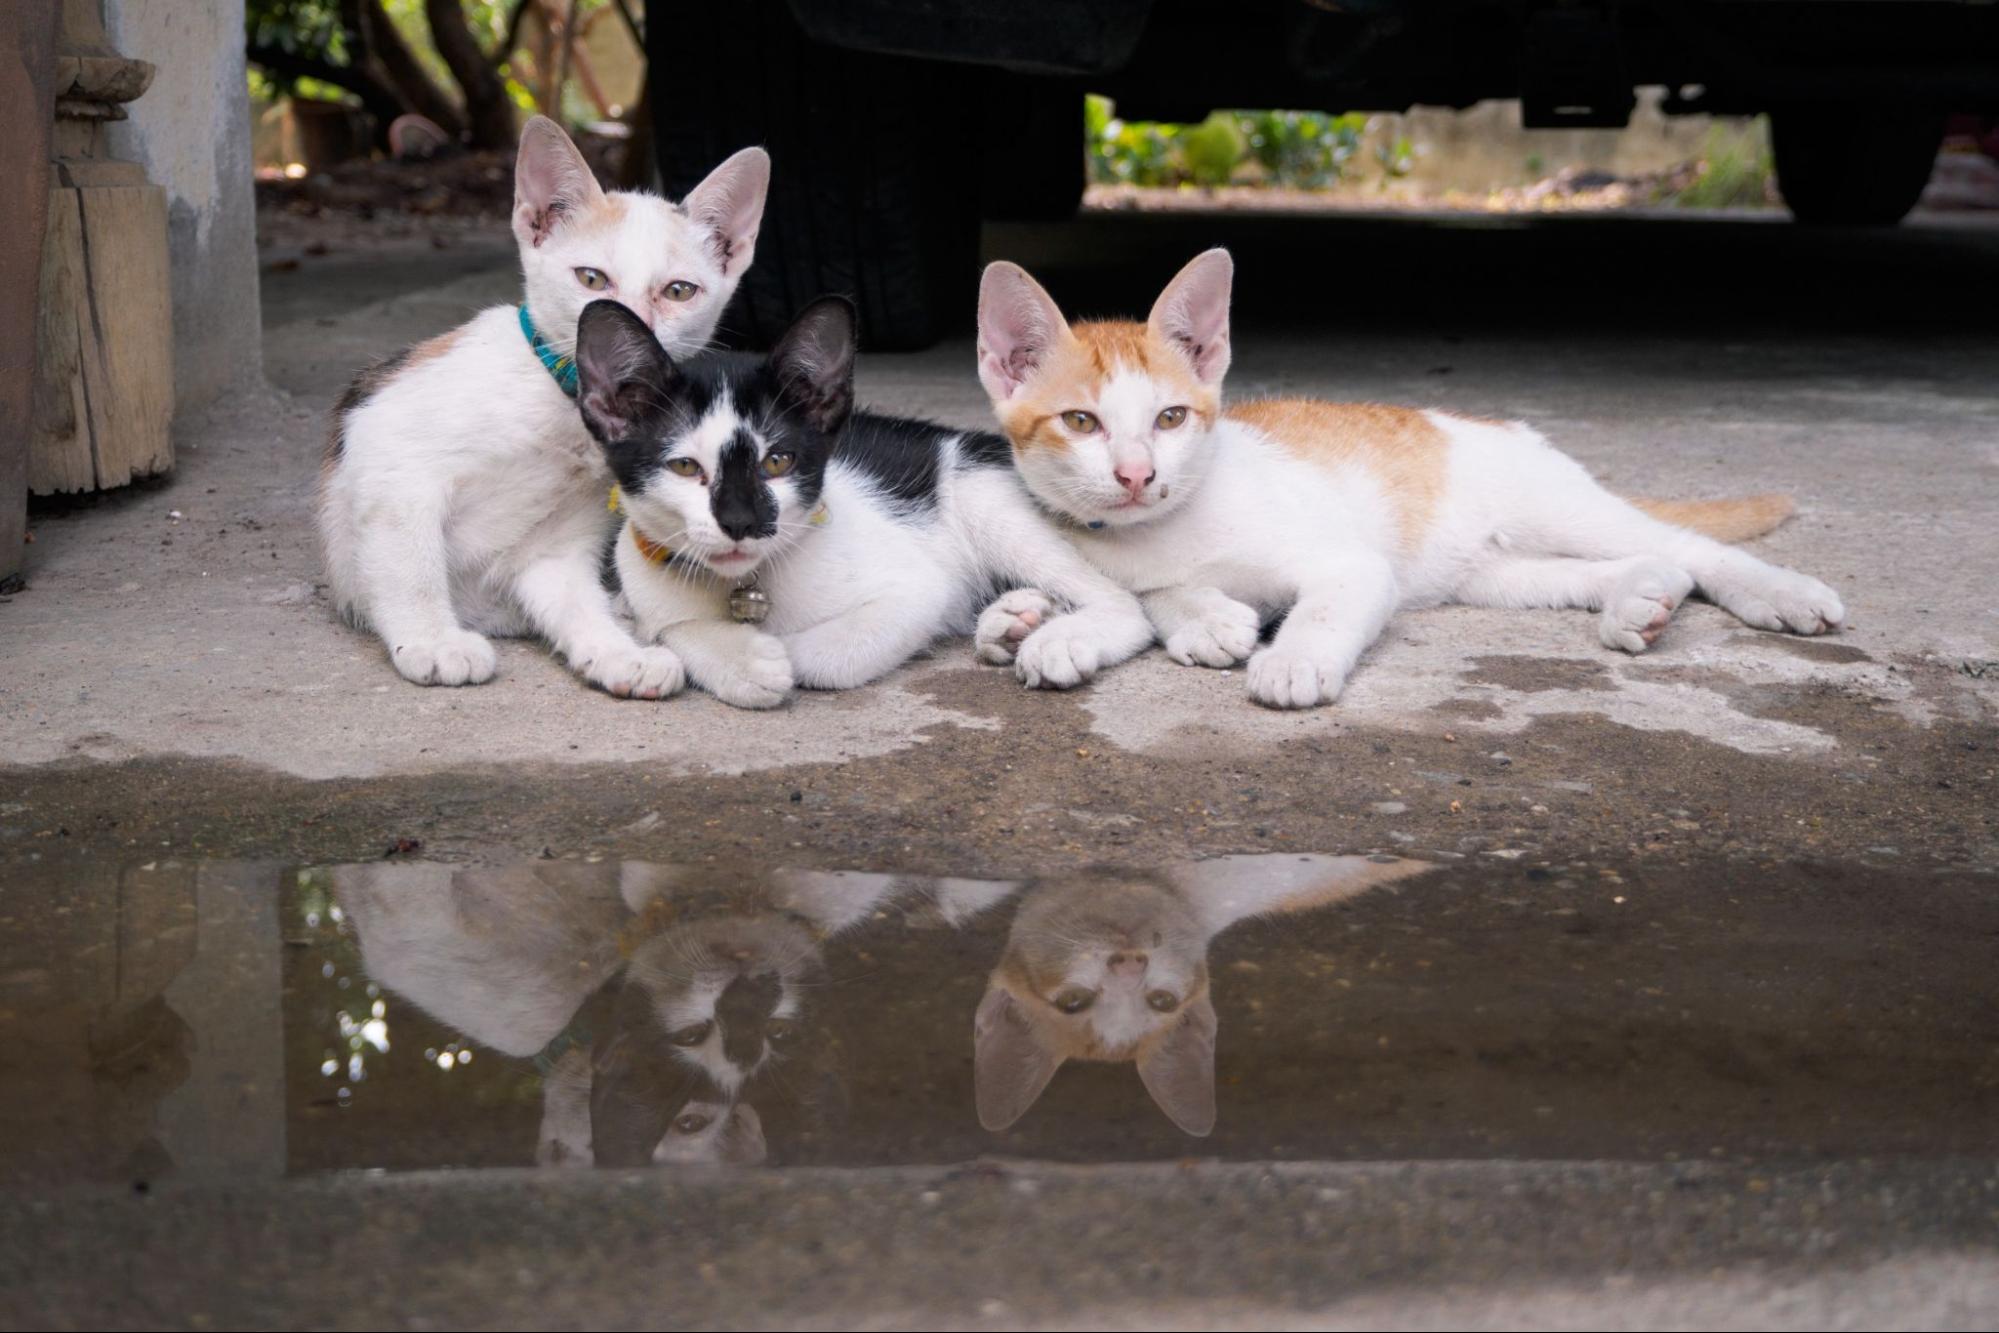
[728,581,772,625]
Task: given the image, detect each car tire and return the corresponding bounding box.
[650,0,984,350]
[1770,107,1945,226]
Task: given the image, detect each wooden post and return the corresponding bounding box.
[29,0,173,497]
[0,1,57,581]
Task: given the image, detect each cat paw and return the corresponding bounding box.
[1245,647,1342,709]
[1721,569,1846,637]
[1598,561,1695,655]
[1014,615,1106,690]
[975,589,1056,666]
[391,629,498,687]
[575,641,685,700]
[708,633,795,709]
[1164,596,1261,668]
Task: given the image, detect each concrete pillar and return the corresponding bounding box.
[99,0,261,417]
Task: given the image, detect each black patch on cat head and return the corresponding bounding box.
[571,297,1048,549]
[575,298,863,521]
[715,972,783,1068]
[711,430,777,541]
[587,972,733,1168]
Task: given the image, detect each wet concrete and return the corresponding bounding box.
[8,850,1999,1186]
[3,849,1998,1327]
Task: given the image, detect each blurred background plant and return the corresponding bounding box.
[1085,93,1776,211]
[1657,122,1777,207]
[247,0,646,164]
[1087,95,1369,190]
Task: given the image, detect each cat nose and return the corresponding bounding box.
[1107,952,1147,980]
[1113,461,1155,499]
[718,516,760,541]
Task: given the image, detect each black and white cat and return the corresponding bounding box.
[571,298,1155,708]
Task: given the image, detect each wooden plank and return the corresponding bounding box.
[27,186,96,495]
[75,182,173,488]
[0,0,59,578]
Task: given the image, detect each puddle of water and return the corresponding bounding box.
[3,852,1996,1188]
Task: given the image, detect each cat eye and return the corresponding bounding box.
[1052,987,1097,1014]
[1155,406,1189,430]
[1060,411,1100,435]
[673,1111,713,1135]
[760,450,796,479]
[665,458,703,479]
[668,1021,712,1047]
[664,280,700,302]
[574,267,610,291]
[1146,990,1180,1013]
[767,1020,798,1046]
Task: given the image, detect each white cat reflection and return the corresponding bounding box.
[332,861,974,1168]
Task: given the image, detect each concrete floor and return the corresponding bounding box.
[2,207,1997,1328]
[6,213,1997,783]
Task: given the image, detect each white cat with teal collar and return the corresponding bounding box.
[317,117,769,694]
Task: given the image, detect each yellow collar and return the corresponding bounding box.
[630,525,674,565]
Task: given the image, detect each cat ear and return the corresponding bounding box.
[683,146,771,279]
[574,299,680,442]
[1136,992,1217,1136]
[587,1017,667,1167]
[769,297,856,436]
[973,986,1064,1131]
[1147,248,1233,386]
[514,115,606,249]
[977,261,1071,402]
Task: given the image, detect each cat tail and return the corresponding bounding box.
[1626,494,1795,543]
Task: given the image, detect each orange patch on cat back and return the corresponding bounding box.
[405,327,464,369]
[997,319,1218,452]
[1227,398,1453,550]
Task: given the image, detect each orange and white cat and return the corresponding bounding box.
[973,249,1846,709]
[974,854,1436,1135]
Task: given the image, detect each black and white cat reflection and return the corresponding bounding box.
[974,854,1437,1136]
[331,861,920,1167]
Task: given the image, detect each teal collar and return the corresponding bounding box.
[519,303,579,397]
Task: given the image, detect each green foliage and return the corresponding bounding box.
[1372,134,1414,190]
[246,0,350,67]
[1181,112,1247,187]
[1244,108,1365,189]
[1086,95,1367,190]
[1666,121,1775,208]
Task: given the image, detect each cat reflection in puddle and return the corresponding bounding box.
[974,854,1436,1136]
[331,861,983,1167]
